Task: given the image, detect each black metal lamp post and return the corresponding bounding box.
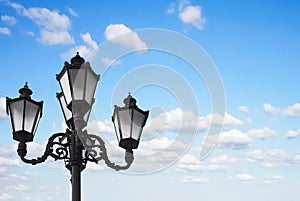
[5,53,149,201]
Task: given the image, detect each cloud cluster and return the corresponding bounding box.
[9,2,74,45]
[167,0,205,30]
[264,103,300,117]
[104,24,147,51]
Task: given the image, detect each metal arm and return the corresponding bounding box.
[17,132,71,165]
[79,131,134,171]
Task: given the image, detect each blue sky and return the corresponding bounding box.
[1,0,300,200]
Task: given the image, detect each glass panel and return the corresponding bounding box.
[113,112,120,142]
[118,109,132,139]
[32,109,42,136]
[131,110,146,140]
[59,93,72,122]
[10,100,24,132]
[85,69,98,105]
[24,101,39,133]
[70,68,85,100]
[60,72,72,106]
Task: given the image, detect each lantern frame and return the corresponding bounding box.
[56,52,100,119]
[6,83,43,143]
[112,94,149,152]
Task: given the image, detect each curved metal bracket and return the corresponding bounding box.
[17,132,71,165]
[80,131,134,171]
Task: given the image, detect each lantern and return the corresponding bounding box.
[112,93,149,152]
[6,83,43,143]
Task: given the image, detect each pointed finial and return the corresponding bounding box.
[19,82,33,98]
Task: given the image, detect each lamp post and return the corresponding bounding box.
[5,53,149,201]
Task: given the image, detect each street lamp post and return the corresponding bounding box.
[5,53,149,201]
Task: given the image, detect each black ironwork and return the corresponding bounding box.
[6,53,148,201]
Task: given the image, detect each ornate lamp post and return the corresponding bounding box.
[6,53,149,201]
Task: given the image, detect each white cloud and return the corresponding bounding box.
[286,129,300,139]
[246,126,276,139]
[247,149,300,165]
[239,106,249,113]
[144,108,208,139]
[264,175,284,184]
[60,32,98,59]
[217,129,252,149]
[0,193,13,200]
[104,24,147,51]
[1,15,17,26]
[207,112,243,126]
[181,175,208,183]
[282,103,300,117]
[210,154,238,163]
[179,5,205,30]
[166,3,176,14]
[10,2,74,45]
[264,103,300,117]
[263,103,280,114]
[0,157,19,166]
[236,173,254,181]
[0,27,11,35]
[177,154,202,171]
[67,7,78,17]
[5,184,29,191]
[0,97,7,119]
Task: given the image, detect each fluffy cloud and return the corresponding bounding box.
[0,27,11,35]
[177,154,202,171]
[5,184,29,191]
[238,106,249,113]
[206,112,243,126]
[236,173,254,181]
[264,103,300,117]
[0,97,7,119]
[247,149,300,165]
[217,129,252,149]
[167,0,205,30]
[0,193,13,200]
[1,15,17,26]
[9,2,74,45]
[104,24,147,51]
[246,127,276,139]
[210,154,239,163]
[60,32,98,59]
[0,157,19,166]
[181,176,208,183]
[179,5,205,30]
[286,129,300,139]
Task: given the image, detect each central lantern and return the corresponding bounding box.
[56,53,100,121]
[112,93,149,152]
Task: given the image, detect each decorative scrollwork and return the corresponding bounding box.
[17,131,71,165]
[79,131,134,171]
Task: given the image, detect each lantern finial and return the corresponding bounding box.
[71,52,85,65]
[123,92,136,107]
[19,82,32,98]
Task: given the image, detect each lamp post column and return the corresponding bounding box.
[70,130,84,201]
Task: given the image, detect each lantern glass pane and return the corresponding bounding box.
[71,68,85,101]
[24,101,39,133]
[32,108,42,135]
[58,93,72,122]
[60,72,72,106]
[131,110,146,140]
[113,112,120,142]
[10,100,24,132]
[118,109,132,139]
[85,70,98,105]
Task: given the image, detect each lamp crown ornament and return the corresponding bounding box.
[71,52,85,65]
[19,82,32,98]
[123,92,137,107]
